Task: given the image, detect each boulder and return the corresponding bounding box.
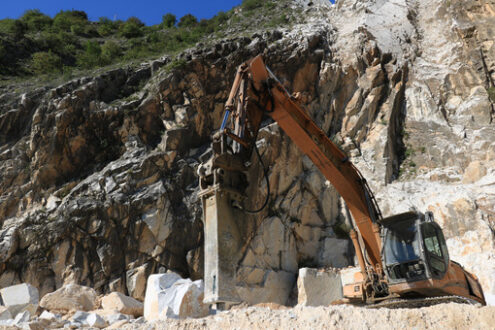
[70,310,107,328]
[101,292,144,317]
[126,265,148,301]
[0,306,12,320]
[144,273,181,321]
[39,310,61,321]
[297,268,343,306]
[71,311,90,325]
[26,319,54,330]
[157,279,208,319]
[87,313,107,328]
[0,283,39,317]
[13,310,30,325]
[40,284,98,312]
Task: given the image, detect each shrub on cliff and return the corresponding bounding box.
[0,19,27,39]
[242,0,264,11]
[77,40,103,68]
[53,10,89,35]
[162,13,177,28]
[20,9,52,31]
[31,51,62,74]
[120,17,145,38]
[101,41,122,63]
[178,14,198,28]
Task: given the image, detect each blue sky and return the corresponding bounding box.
[1,0,244,25]
[1,1,335,26]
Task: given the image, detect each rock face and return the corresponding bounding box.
[0,0,494,306]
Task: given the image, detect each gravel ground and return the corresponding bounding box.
[120,303,495,330]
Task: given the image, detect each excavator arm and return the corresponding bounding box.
[246,56,384,271]
[198,55,387,304]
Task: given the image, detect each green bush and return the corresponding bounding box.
[101,41,121,63]
[31,51,62,74]
[162,13,176,28]
[266,14,289,28]
[20,9,52,31]
[35,30,79,59]
[77,40,102,68]
[146,31,161,43]
[178,14,198,28]
[242,0,264,10]
[0,19,27,39]
[53,10,89,37]
[126,16,145,27]
[119,18,144,38]
[0,41,6,65]
[165,59,187,72]
[215,11,229,25]
[264,2,277,10]
[97,17,118,36]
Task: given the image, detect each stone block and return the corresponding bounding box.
[0,283,39,317]
[297,268,343,306]
[157,279,208,319]
[144,273,181,321]
[101,292,143,317]
[40,284,98,312]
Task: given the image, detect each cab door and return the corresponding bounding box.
[421,222,449,279]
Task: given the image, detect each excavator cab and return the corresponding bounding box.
[382,211,449,285]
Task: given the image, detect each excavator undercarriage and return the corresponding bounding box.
[197,55,486,308]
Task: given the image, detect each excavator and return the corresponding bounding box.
[197,55,486,307]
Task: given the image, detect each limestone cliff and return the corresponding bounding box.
[0,0,494,305]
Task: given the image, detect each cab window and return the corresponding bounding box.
[422,223,447,275]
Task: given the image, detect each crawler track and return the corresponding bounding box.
[367,296,481,309]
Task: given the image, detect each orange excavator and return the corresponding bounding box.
[197,55,486,307]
